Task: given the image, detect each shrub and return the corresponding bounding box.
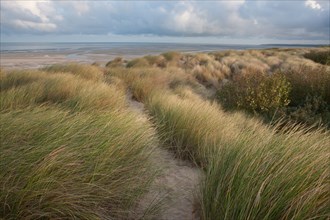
[283,66,330,106]
[217,70,291,117]
[284,95,330,127]
[279,66,330,127]
[304,50,330,65]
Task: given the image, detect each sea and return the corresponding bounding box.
[0,42,323,55]
[1,42,325,69]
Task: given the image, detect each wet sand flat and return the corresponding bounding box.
[0,50,143,69]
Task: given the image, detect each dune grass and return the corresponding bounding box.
[0,66,162,219]
[203,127,329,220]
[105,66,200,102]
[42,63,104,81]
[0,70,126,112]
[0,107,160,219]
[1,49,330,219]
[145,91,330,219]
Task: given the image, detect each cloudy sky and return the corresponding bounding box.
[1,0,329,44]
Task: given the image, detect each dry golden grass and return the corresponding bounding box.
[146,91,329,220]
[0,70,126,112]
[0,66,164,219]
[1,47,329,219]
[42,63,104,81]
[1,107,160,219]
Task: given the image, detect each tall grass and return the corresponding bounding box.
[0,68,163,218]
[146,91,330,219]
[106,67,200,102]
[146,92,257,164]
[1,48,329,219]
[0,71,126,112]
[203,127,329,219]
[106,57,125,68]
[42,63,104,81]
[0,107,160,219]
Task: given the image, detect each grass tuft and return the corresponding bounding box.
[42,63,104,81]
[146,91,330,220]
[0,71,126,112]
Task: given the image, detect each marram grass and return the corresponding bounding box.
[0,67,161,219]
[0,71,126,112]
[0,107,160,219]
[42,63,104,81]
[1,53,330,219]
[146,91,330,220]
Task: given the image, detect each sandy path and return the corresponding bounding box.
[127,93,202,220]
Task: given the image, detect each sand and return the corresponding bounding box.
[127,93,202,220]
[0,50,143,69]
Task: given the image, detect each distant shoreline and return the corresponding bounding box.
[1,42,326,53]
[0,43,327,69]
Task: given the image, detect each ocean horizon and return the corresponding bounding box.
[0,42,326,54]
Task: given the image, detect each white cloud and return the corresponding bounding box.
[1,0,58,32]
[71,2,90,16]
[3,1,51,22]
[221,0,246,10]
[11,19,57,32]
[0,0,329,41]
[171,4,209,34]
[305,0,322,10]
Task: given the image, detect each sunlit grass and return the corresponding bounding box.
[0,66,162,218]
[42,63,104,81]
[146,91,329,219]
[0,107,160,219]
[1,48,329,219]
[0,70,126,112]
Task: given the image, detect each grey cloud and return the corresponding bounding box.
[0,0,329,41]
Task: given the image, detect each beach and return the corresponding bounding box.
[1,42,322,69]
[0,50,141,69]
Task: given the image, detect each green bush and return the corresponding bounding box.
[217,71,291,117]
[304,50,330,65]
[280,66,330,127]
[217,65,330,127]
[283,66,330,106]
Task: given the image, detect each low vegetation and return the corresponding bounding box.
[304,50,330,65]
[0,68,160,219]
[1,47,329,219]
[42,63,104,81]
[146,91,329,220]
[217,69,291,117]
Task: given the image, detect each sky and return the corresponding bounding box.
[1,0,329,44]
